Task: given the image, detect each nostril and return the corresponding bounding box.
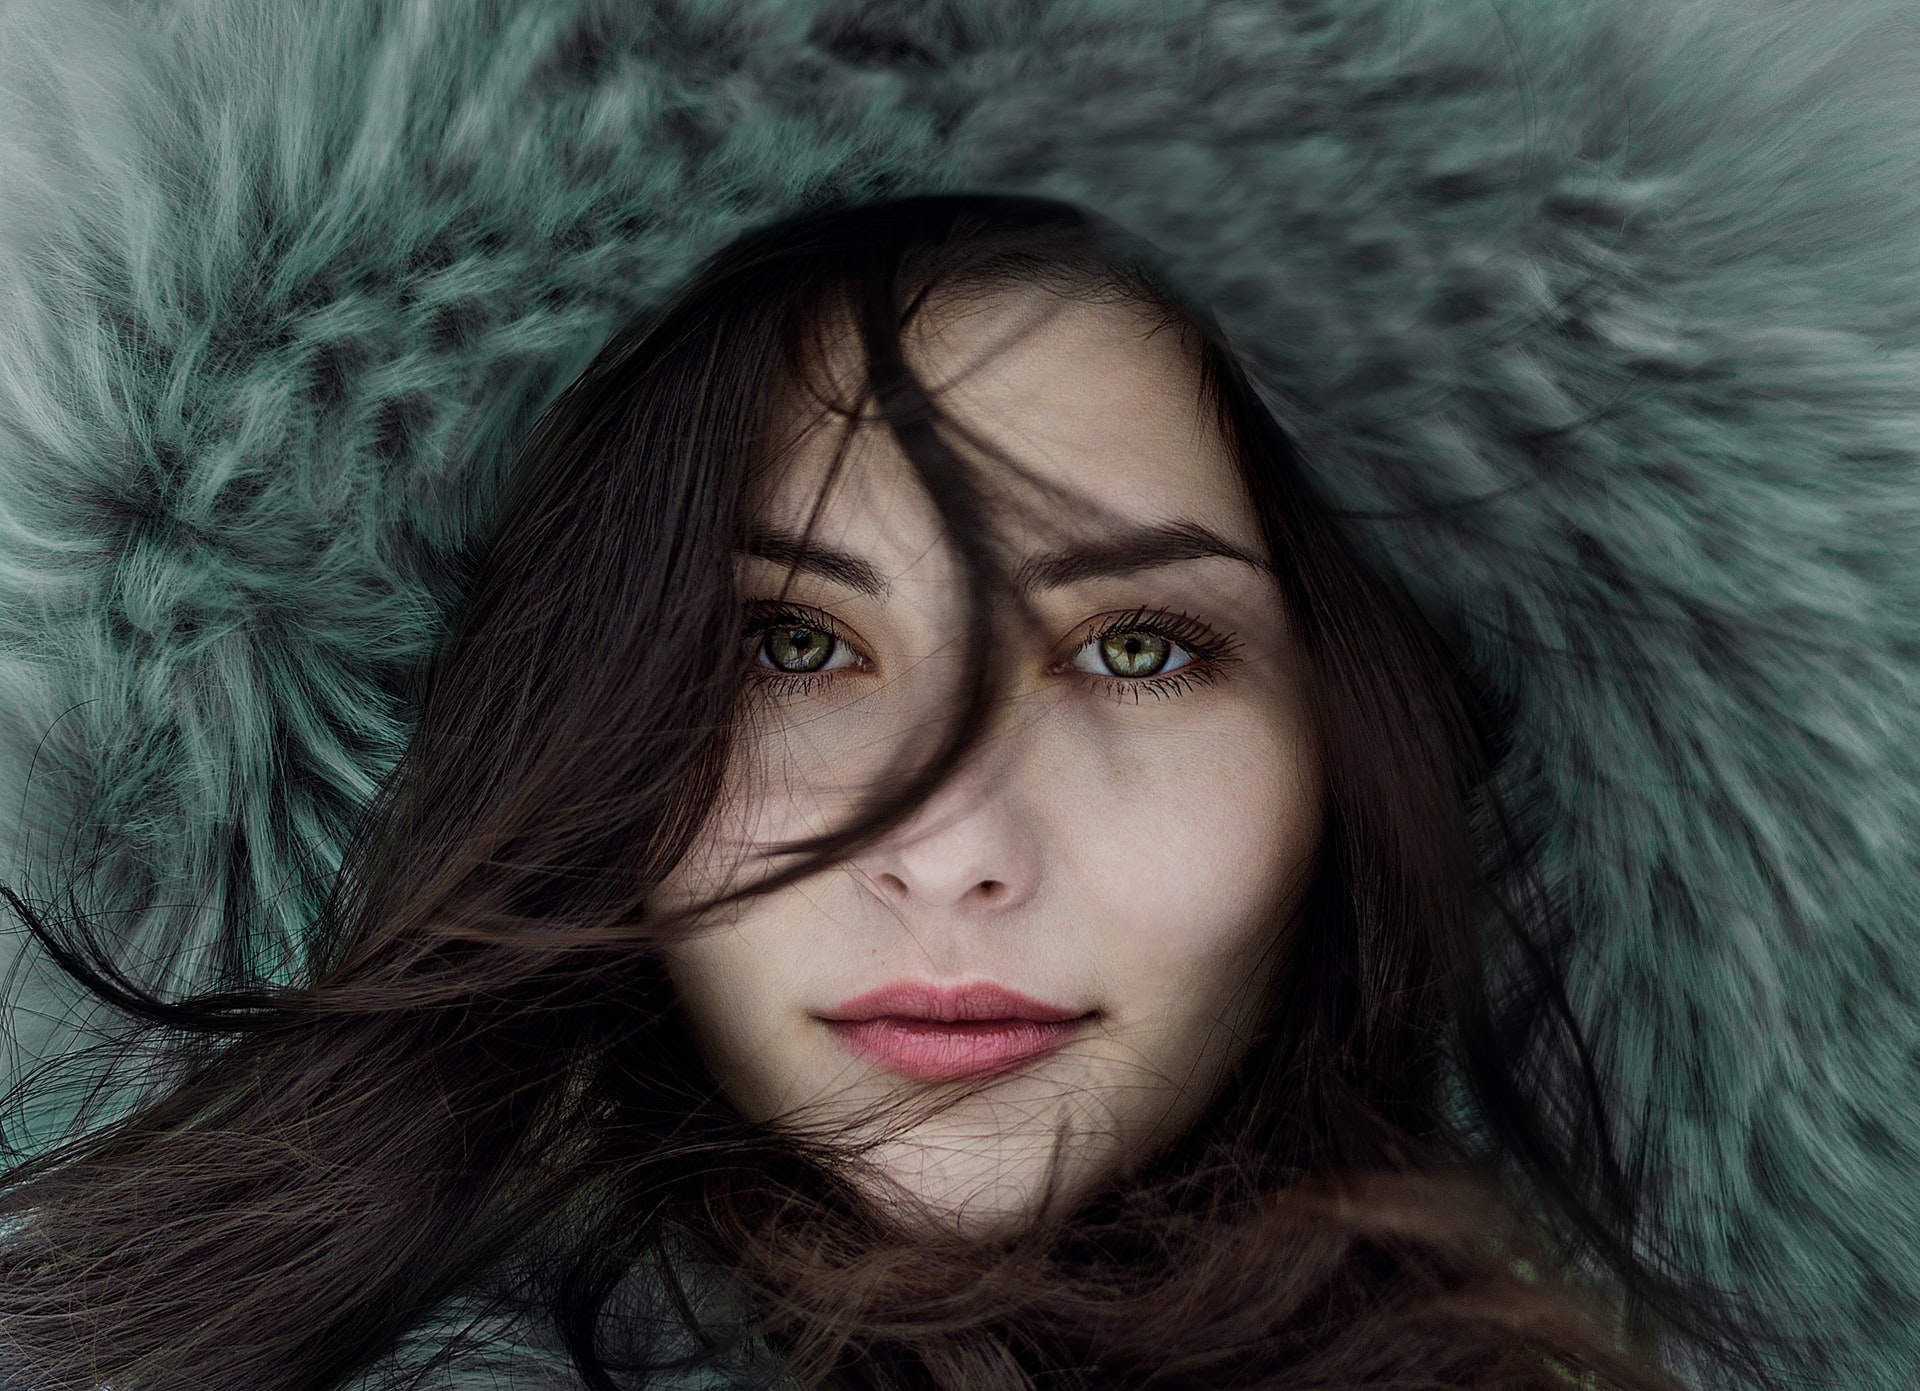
[854,858,1032,910]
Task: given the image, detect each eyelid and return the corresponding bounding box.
[1036,606,1241,707]
[741,599,859,641]
[741,601,873,680]
[1051,607,1241,670]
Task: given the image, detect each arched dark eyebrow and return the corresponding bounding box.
[739,520,1269,597]
[739,529,890,597]
[1013,521,1272,590]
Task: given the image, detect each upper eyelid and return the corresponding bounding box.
[1074,608,1239,656]
[742,600,855,639]
[742,602,870,670]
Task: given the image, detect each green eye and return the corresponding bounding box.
[1099,630,1172,678]
[763,624,835,673]
[1068,616,1206,686]
[745,607,863,687]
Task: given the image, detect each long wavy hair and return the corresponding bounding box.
[0,194,1781,1391]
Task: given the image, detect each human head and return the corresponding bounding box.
[398,192,1491,1233]
[656,280,1327,1235]
[334,195,1550,1376]
[10,195,1676,1391]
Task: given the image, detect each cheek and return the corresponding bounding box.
[651,802,808,1122]
[673,703,912,890]
[659,927,788,1120]
[1039,703,1322,1022]
[652,723,862,910]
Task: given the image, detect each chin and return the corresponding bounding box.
[852,1135,1109,1244]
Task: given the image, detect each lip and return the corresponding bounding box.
[818,980,1092,1083]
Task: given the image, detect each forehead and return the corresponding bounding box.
[755,289,1259,552]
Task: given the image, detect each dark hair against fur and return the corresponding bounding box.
[0,195,1788,1391]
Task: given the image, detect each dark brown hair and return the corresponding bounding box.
[0,195,1777,1390]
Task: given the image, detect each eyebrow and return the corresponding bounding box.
[737,520,1271,597]
[739,528,892,597]
[1014,520,1272,591]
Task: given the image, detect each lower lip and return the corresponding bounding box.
[825,1017,1084,1082]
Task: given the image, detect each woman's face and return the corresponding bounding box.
[659,288,1324,1236]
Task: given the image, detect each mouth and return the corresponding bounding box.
[817,980,1094,1083]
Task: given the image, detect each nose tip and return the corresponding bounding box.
[853,801,1041,913]
[866,868,1021,911]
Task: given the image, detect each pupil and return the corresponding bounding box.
[1101,631,1169,678]
[767,625,831,673]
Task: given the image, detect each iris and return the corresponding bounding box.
[1100,630,1170,678]
[765,625,833,673]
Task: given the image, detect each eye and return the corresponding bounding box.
[1069,628,1193,680]
[1061,608,1241,703]
[760,621,849,674]
[744,605,864,690]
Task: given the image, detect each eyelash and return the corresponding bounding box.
[740,604,865,699]
[740,602,1241,704]
[1072,606,1242,704]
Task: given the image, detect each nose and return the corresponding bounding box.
[850,755,1041,914]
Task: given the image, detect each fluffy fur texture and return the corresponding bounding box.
[1,0,1917,1386]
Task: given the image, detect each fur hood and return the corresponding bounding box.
[1,1,1917,1386]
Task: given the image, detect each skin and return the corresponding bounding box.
[658,288,1324,1238]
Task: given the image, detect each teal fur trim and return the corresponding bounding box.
[2,1,1918,1386]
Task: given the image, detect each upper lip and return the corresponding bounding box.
[818,980,1086,1024]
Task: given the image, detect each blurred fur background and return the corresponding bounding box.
[0,1,1916,1386]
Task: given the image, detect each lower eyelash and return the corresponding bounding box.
[1077,608,1240,703]
[1085,664,1224,705]
[742,604,855,697]
[753,670,836,698]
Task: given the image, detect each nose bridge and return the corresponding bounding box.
[898,743,1002,846]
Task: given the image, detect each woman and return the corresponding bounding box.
[2,1,1915,1389]
[0,192,1751,1391]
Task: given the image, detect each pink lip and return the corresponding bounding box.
[818,981,1091,1082]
